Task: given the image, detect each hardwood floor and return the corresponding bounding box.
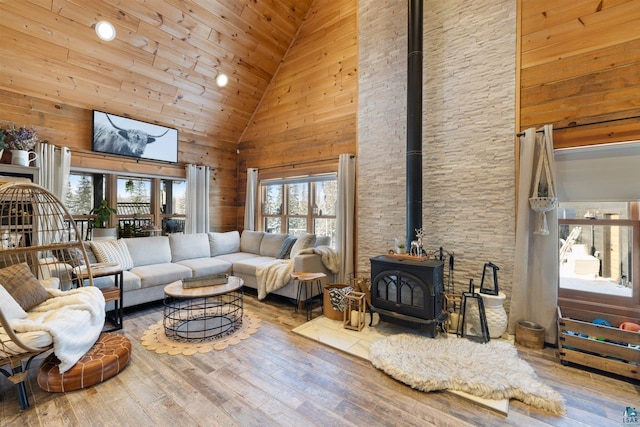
[1,292,638,426]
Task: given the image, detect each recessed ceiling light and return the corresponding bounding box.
[216,73,229,87]
[95,21,116,41]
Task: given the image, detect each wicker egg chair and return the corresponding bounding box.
[0,181,95,410]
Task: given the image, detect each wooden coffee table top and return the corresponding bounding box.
[164,276,243,298]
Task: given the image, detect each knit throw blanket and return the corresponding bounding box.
[256,246,339,300]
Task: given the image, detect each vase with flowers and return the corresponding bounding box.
[1,124,42,166]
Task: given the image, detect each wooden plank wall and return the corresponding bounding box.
[0,0,318,232]
[0,88,238,231]
[519,0,640,148]
[237,0,358,229]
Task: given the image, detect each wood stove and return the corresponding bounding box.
[370,255,445,337]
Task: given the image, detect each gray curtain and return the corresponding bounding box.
[244,168,258,231]
[336,154,356,283]
[185,164,210,234]
[509,125,558,343]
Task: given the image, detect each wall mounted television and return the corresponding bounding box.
[92,110,178,163]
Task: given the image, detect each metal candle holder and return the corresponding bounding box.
[459,279,490,343]
[479,262,499,296]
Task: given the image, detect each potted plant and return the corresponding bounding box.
[397,243,406,254]
[90,200,118,240]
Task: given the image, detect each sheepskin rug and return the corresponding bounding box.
[369,334,565,415]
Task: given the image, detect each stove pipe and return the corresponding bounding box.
[406,0,423,247]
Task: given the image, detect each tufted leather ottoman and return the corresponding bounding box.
[37,333,131,392]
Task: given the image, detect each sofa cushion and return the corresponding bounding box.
[124,236,172,267]
[290,233,316,257]
[277,236,297,259]
[91,270,141,293]
[129,263,192,288]
[90,239,134,270]
[208,231,240,256]
[233,256,278,276]
[170,233,210,262]
[176,257,232,277]
[214,252,261,264]
[240,230,265,254]
[260,233,288,257]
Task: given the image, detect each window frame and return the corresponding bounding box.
[259,174,337,243]
[558,205,640,317]
[65,170,186,237]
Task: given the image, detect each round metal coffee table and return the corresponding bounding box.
[163,276,244,342]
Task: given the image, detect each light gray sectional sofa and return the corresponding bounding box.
[89,230,334,308]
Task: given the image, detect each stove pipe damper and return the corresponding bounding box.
[406,0,423,247]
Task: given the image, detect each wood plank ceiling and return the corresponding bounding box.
[0,0,315,145]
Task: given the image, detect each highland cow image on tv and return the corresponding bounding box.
[92,110,178,163]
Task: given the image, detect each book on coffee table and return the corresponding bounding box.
[182,274,229,289]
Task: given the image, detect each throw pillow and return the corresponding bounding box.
[290,233,316,258]
[0,263,50,311]
[83,242,99,264]
[0,284,28,320]
[90,239,134,270]
[277,236,297,259]
[53,242,98,267]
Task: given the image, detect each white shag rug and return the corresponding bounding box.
[369,334,565,415]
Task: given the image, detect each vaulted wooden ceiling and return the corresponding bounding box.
[0,0,315,144]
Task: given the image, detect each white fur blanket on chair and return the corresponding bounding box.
[9,286,105,373]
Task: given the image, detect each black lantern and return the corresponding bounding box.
[459,279,490,343]
[479,262,499,296]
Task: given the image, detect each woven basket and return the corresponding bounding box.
[323,284,350,320]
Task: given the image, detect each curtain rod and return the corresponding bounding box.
[517,114,640,138]
[257,155,352,171]
[516,129,545,137]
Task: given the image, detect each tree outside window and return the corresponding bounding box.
[261,176,337,245]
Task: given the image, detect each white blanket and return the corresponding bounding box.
[255,246,340,300]
[256,259,295,300]
[299,246,340,273]
[9,286,105,373]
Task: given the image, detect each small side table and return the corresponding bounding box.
[73,263,124,331]
[291,272,326,321]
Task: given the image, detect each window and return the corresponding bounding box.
[65,173,95,215]
[64,172,186,237]
[261,175,337,245]
[118,176,151,216]
[161,179,186,215]
[558,202,639,306]
[555,142,640,314]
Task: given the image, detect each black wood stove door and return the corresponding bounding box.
[370,256,444,322]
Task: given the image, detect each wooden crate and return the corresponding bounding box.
[557,306,640,380]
